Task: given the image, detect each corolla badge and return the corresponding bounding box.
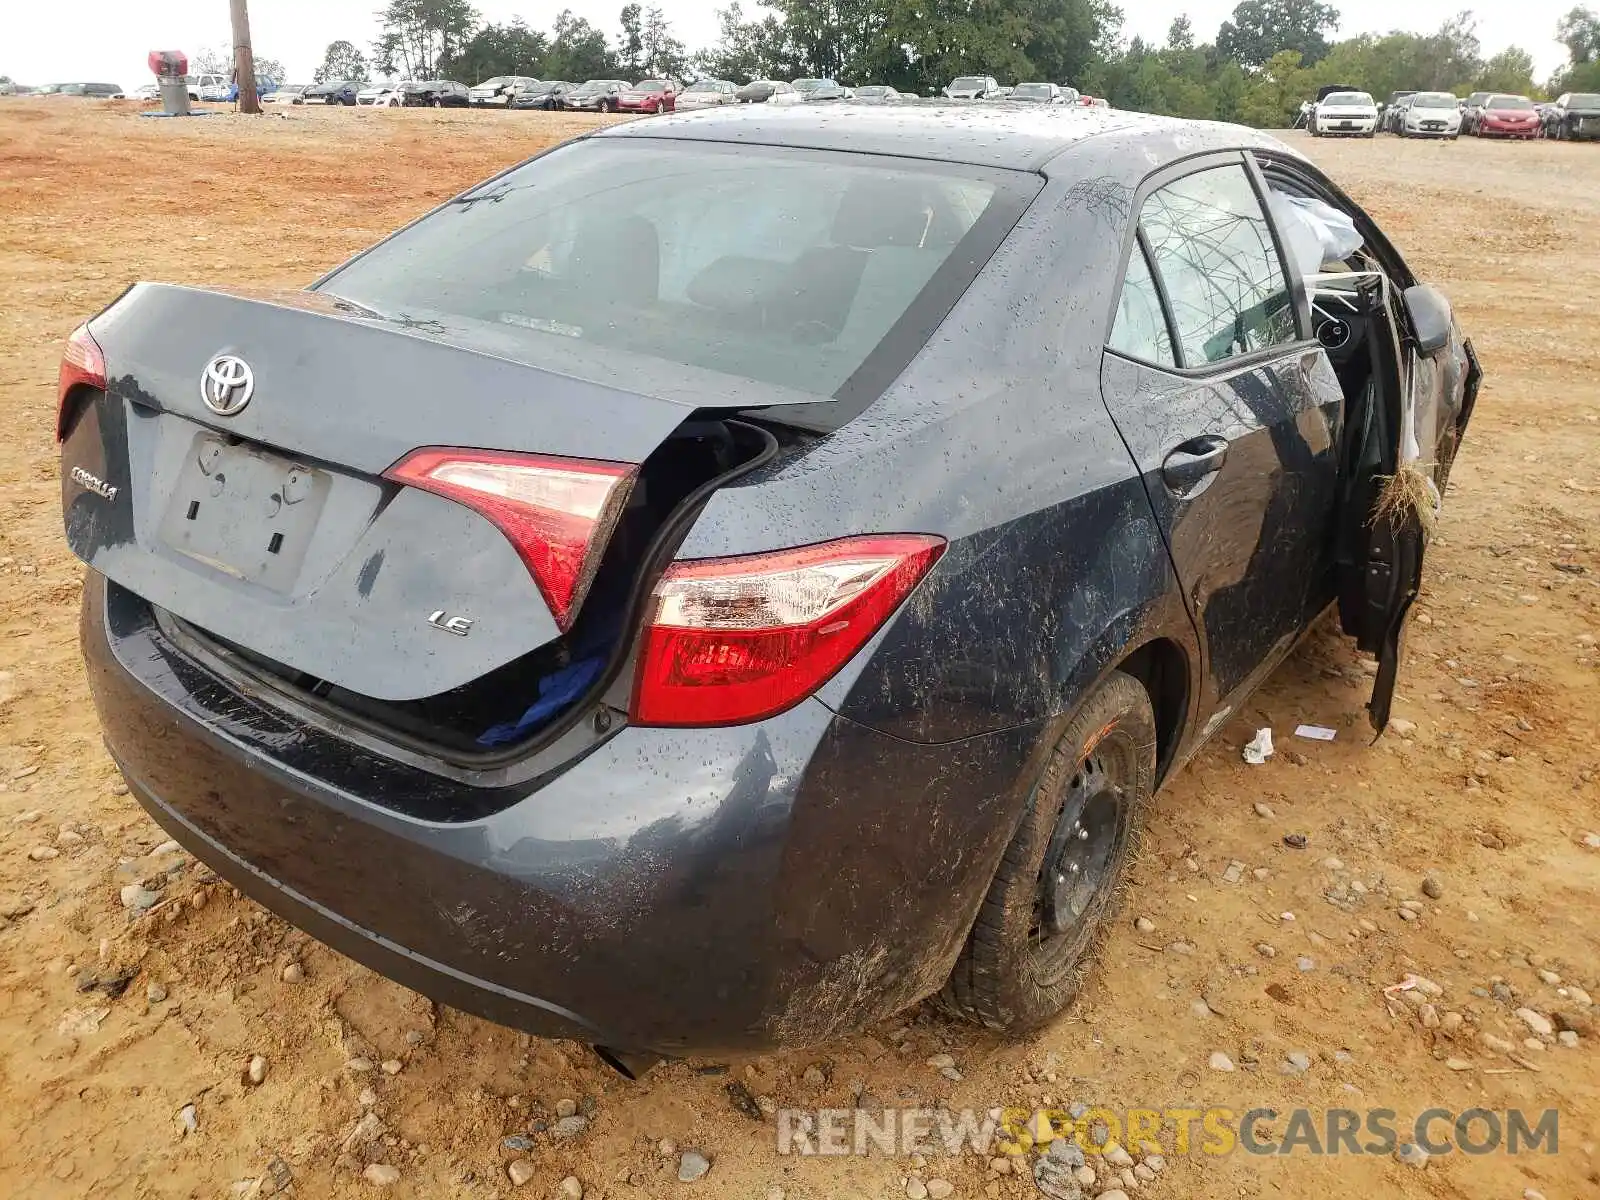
[201,354,255,416]
[69,466,118,501]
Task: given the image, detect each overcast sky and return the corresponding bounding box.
[2,1,1577,88]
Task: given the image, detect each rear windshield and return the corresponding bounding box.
[1413,93,1457,108]
[1324,92,1373,106]
[951,77,989,91]
[1013,84,1053,98]
[1572,94,1600,106]
[1488,96,1533,110]
[319,140,1035,422]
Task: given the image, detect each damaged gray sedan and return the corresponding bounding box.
[60,105,1478,1066]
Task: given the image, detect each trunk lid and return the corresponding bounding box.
[62,283,801,702]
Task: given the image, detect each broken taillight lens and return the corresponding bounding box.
[57,323,106,442]
[385,448,635,629]
[630,534,946,727]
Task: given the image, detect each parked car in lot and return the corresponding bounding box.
[71,82,126,98]
[850,85,904,104]
[1379,90,1417,133]
[57,103,1478,1064]
[617,78,679,113]
[943,74,1004,99]
[1310,89,1378,137]
[562,79,631,112]
[469,76,535,106]
[357,83,405,107]
[262,84,308,105]
[1459,91,1494,133]
[1010,82,1067,104]
[1546,92,1600,140]
[735,79,801,105]
[509,79,573,110]
[184,73,229,101]
[129,83,160,101]
[794,78,849,102]
[1399,91,1461,138]
[1472,94,1541,139]
[302,80,358,105]
[675,79,737,110]
[402,80,470,108]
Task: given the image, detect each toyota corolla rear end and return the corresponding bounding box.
[59,132,1043,1057]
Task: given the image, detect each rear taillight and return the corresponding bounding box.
[57,323,106,442]
[386,448,635,629]
[631,534,946,727]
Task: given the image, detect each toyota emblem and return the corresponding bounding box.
[201,354,255,416]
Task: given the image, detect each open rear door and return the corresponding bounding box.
[1334,281,1479,734]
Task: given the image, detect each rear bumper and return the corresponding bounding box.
[83,574,1038,1054]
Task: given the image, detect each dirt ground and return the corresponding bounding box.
[0,99,1597,1200]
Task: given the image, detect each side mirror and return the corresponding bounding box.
[1403,285,1453,356]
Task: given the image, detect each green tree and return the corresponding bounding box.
[1235,48,1312,124]
[1552,7,1600,90]
[1016,0,1125,87]
[374,0,480,80]
[545,9,615,81]
[445,20,550,82]
[693,3,789,81]
[1216,0,1339,69]
[618,5,645,75]
[313,40,369,83]
[1557,6,1600,63]
[641,8,688,76]
[1477,47,1537,95]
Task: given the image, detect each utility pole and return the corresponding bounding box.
[229,0,261,114]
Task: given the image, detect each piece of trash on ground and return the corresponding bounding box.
[1294,724,1337,742]
[1243,728,1275,765]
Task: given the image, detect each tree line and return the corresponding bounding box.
[306,0,1600,129]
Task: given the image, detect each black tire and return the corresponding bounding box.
[938,671,1156,1033]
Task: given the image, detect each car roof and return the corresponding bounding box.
[597,102,1239,172]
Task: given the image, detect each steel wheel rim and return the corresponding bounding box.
[1028,733,1135,983]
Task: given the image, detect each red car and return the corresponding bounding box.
[1475,94,1542,139]
[617,79,678,114]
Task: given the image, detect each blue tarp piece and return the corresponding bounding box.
[475,655,606,747]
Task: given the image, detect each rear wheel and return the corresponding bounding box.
[938,671,1156,1033]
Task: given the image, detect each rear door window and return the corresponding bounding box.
[1108,242,1176,366]
[1137,165,1298,367]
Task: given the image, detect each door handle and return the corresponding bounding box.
[1161,436,1229,492]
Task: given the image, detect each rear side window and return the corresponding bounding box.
[321,140,1034,416]
[1137,165,1297,367]
[1108,243,1175,366]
